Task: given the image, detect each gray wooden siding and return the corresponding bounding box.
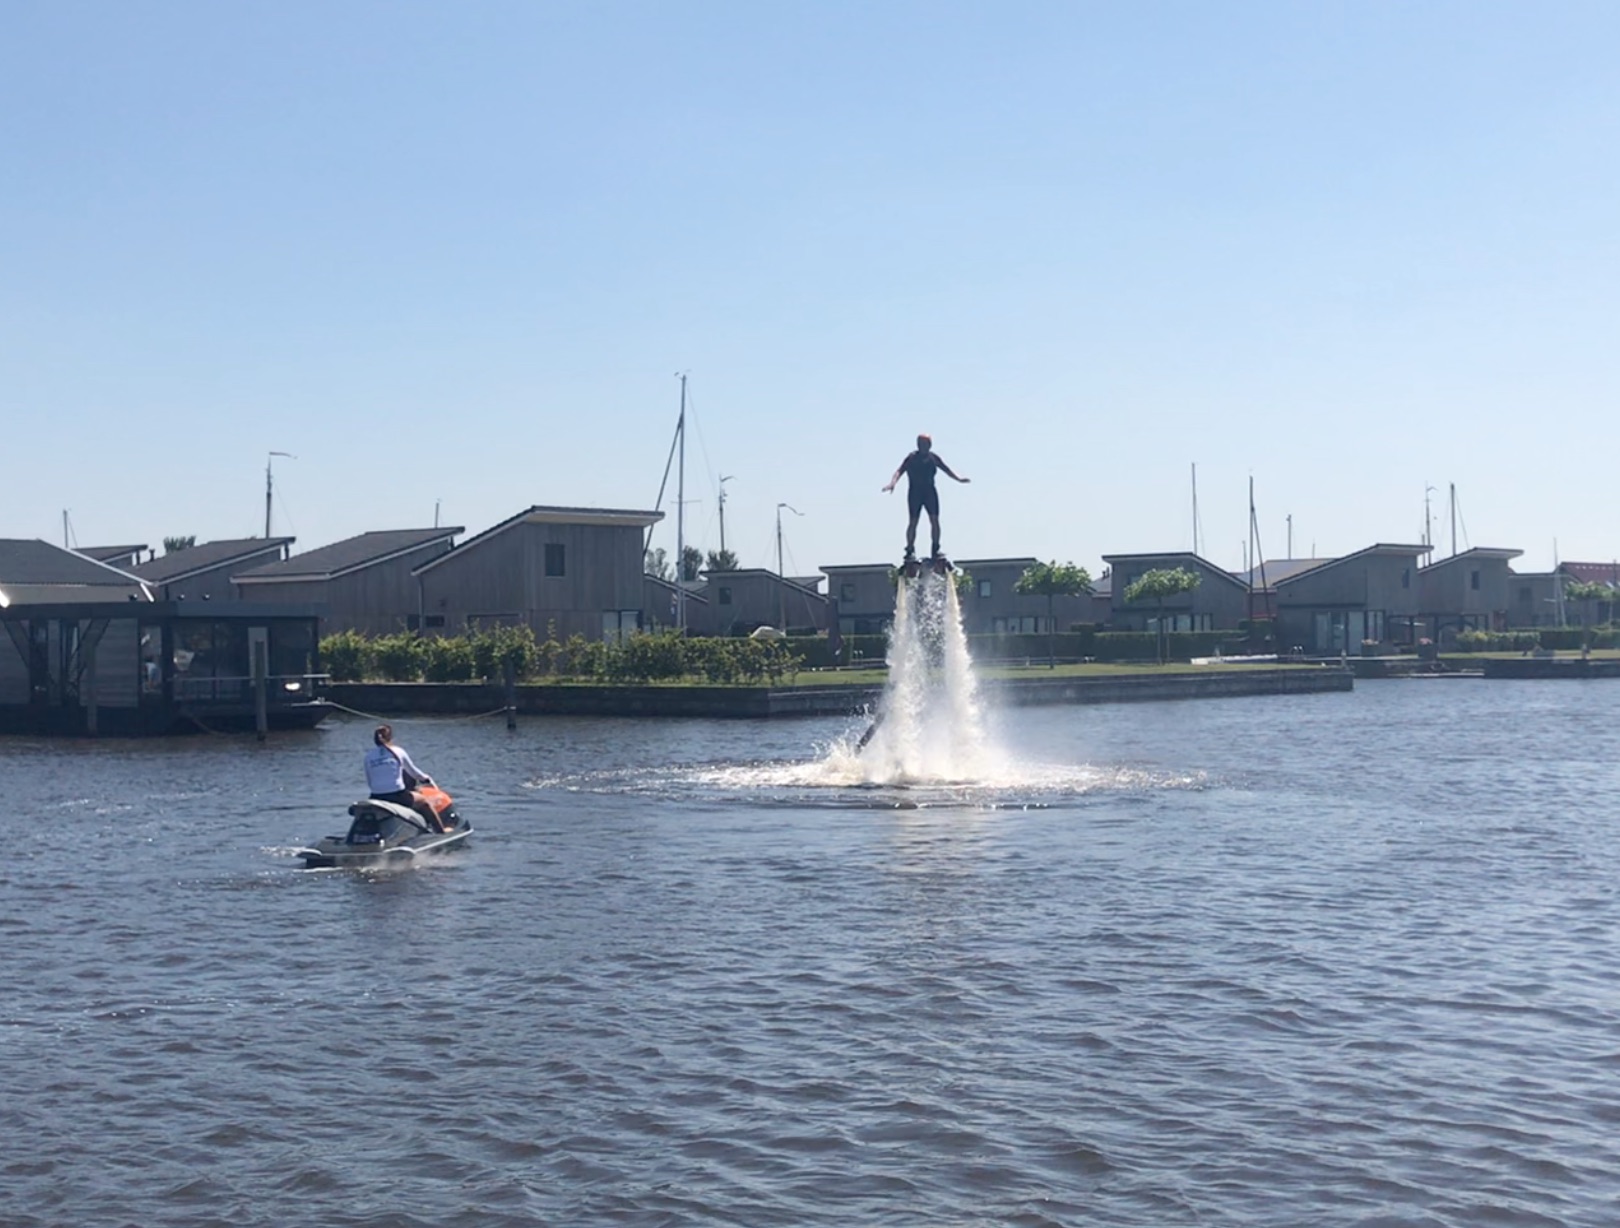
[244,540,452,635]
[0,630,26,703]
[1282,556,1419,614]
[88,618,141,708]
[421,522,650,639]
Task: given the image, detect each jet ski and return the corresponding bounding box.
[298,784,471,869]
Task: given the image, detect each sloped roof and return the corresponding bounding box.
[235,528,461,584]
[414,505,662,576]
[821,562,902,575]
[954,557,1042,570]
[1241,558,1335,589]
[134,537,294,582]
[1101,551,1248,591]
[702,568,827,601]
[80,544,149,565]
[644,574,710,605]
[1273,543,1429,588]
[1417,547,1523,574]
[1560,561,1620,585]
[0,539,152,606]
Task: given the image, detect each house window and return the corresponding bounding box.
[718,586,733,606]
[840,583,855,603]
[1401,568,1411,589]
[978,580,993,599]
[424,614,446,629]
[1470,570,1480,591]
[544,543,565,577]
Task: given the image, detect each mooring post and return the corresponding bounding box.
[252,632,269,742]
[83,638,99,736]
[504,658,517,730]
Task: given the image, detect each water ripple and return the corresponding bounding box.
[6,687,1620,1225]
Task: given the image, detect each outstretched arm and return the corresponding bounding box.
[935,456,970,483]
[882,461,905,493]
[398,748,433,787]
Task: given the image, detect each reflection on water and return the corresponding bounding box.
[7,682,1620,1227]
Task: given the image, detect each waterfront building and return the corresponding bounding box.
[234,527,461,635]
[1,540,324,734]
[822,563,896,637]
[0,538,151,605]
[78,544,150,569]
[956,557,1098,635]
[1102,552,1250,632]
[703,568,827,636]
[642,573,712,635]
[1416,547,1523,642]
[134,537,294,603]
[1268,543,1426,654]
[413,505,658,641]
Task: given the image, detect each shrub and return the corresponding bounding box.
[371,633,426,682]
[321,630,372,682]
[609,631,688,682]
[1455,629,1540,653]
[422,635,476,681]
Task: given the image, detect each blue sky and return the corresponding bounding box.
[4,2,1616,576]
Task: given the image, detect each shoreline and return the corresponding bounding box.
[327,666,1355,719]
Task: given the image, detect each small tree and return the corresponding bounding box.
[1123,567,1201,663]
[705,548,740,573]
[163,535,196,554]
[644,547,672,580]
[1014,561,1094,668]
[681,545,704,582]
[1562,579,1616,656]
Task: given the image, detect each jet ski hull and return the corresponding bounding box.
[298,796,471,869]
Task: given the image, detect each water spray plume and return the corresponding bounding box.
[832,572,1002,785]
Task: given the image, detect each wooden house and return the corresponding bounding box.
[413,506,661,641]
[234,528,461,635]
[1,539,325,734]
[134,537,293,602]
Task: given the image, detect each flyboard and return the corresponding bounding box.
[899,550,953,581]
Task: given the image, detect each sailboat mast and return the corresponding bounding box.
[1449,483,1457,557]
[1246,477,1254,624]
[1190,463,1199,555]
[676,374,687,632]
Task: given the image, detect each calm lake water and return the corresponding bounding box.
[5,680,1620,1227]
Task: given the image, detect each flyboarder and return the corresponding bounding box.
[883,433,969,568]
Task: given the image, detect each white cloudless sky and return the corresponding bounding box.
[4,1,1616,576]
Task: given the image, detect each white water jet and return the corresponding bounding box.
[841,571,1003,784]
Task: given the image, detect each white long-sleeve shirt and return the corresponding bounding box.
[364,743,430,794]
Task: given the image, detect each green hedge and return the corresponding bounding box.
[1460,627,1619,652]
[319,627,802,685]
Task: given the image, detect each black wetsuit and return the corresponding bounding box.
[899,450,956,519]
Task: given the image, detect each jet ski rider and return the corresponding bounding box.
[365,724,447,832]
